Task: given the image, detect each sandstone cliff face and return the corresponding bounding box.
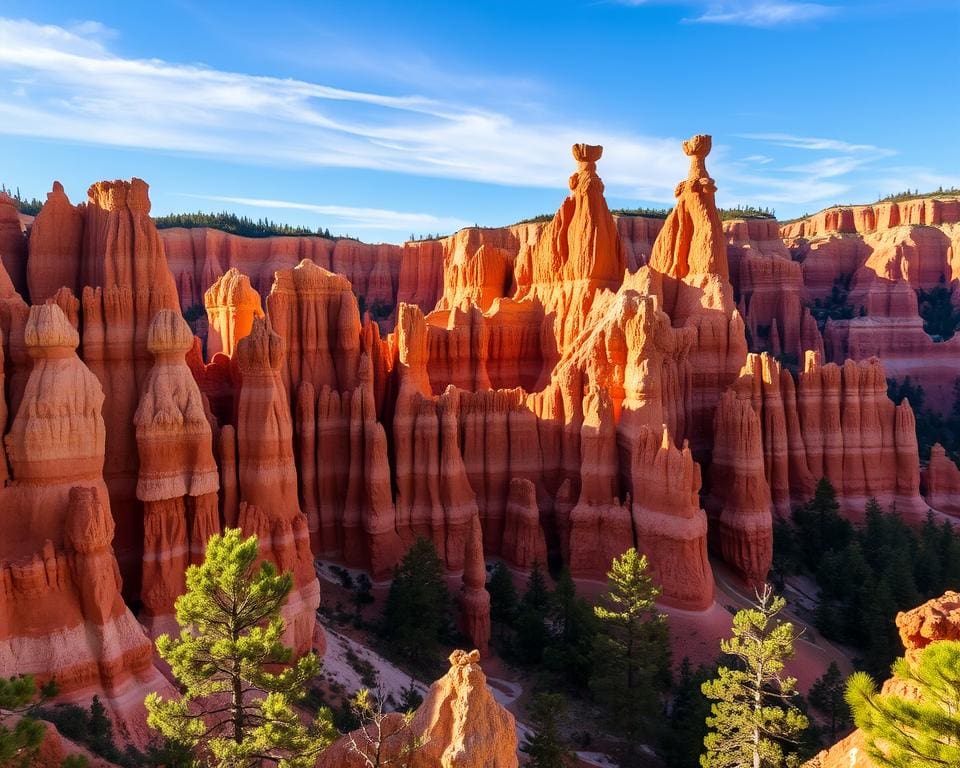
[0,304,171,741]
[924,444,960,517]
[513,144,626,360]
[784,197,960,413]
[318,650,518,768]
[203,267,264,359]
[234,318,322,655]
[135,309,221,636]
[26,183,82,303]
[714,352,926,524]
[809,591,960,768]
[648,135,748,453]
[0,193,28,301]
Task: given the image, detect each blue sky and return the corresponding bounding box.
[0,0,957,243]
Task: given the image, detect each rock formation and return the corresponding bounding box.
[234,317,323,654]
[648,134,748,452]
[459,515,491,656]
[1,143,955,753]
[784,196,960,413]
[203,267,264,358]
[317,649,518,768]
[0,304,171,740]
[808,591,960,767]
[0,192,28,300]
[513,143,626,360]
[135,309,221,636]
[924,444,960,517]
[26,182,82,303]
[500,478,548,570]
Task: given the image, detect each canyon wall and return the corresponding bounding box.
[0,138,957,745]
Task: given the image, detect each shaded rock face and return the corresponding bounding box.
[808,591,960,768]
[318,649,518,768]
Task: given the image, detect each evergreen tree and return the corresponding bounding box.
[808,662,850,741]
[0,675,57,767]
[701,584,808,768]
[520,693,574,768]
[542,569,596,690]
[87,696,119,762]
[513,561,551,665]
[145,529,335,768]
[487,561,518,642]
[664,658,716,768]
[846,639,960,766]
[591,549,670,756]
[793,478,852,569]
[381,538,451,670]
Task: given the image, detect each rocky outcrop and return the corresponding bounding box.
[924,444,960,517]
[500,478,548,570]
[459,516,491,656]
[317,649,518,768]
[235,318,322,655]
[808,591,960,768]
[0,192,28,300]
[709,387,773,586]
[648,135,748,453]
[26,182,82,303]
[513,144,626,360]
[135,310,220,636]
[0,304,170,741]
[266,259,362,397]
[717,352,927,523]
[203,267,264,359]
[784,196,960,413]
[632,426,714,609]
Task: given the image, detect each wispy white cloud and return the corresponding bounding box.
[690,2,836,26]
[0,17,685,200]
[717,131,899,206]
[609,1,838,27]
[180,194,471,233]
[738,132,894,154]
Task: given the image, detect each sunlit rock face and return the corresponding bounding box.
[1,134,954,753]
[317,649,518,768]
[808,591,960,768]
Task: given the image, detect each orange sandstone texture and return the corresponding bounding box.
[0,304,171,741]
[317,650,517,768]
[784,196,960,412]
[135,309,221,637]
[203,267,264,358]
[234,318,323,655]
[808,591,960,768]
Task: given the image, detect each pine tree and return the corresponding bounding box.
[145,528,335,768]
[591,548,670,753]
[542,569,596,690]
[846,639,960,766]
[0,675,57,766]
[808,661,850,740]
[664,658,716,768]
[793,478,852,569]
[381,538,450,669]
[701,584,808,768]
[520,693,574,768]
[514,561,551,665]
[487,561,518,642]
